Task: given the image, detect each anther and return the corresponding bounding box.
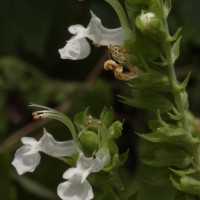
[104,60,118,71]
[32,113,41,120]
[97,120,102,125]
[87,115,93,125]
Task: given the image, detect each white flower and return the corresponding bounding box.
[12,128,76,175]
[57,149,110,200]
[57,180,93,200]
[58,11,125,60]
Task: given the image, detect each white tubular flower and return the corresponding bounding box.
[12,128,76,175]
[58,11,125,60]
[57,179,93,200]
[57,149,110,200]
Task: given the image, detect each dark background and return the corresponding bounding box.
[0,0,200,199]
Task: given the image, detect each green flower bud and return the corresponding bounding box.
[79,131,99,156]
[135,12,168,41]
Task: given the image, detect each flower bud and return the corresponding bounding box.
[135,12,168,41]
[79,131,99,156]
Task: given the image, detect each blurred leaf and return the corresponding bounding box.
[141,146,191,168]
[12,172,58,199]
[0,151,16,200]
[137,126,188,144]
[96,185,120,200]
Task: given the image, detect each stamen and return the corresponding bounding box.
[104,60,118,71]
[108,44,128,65]
[32,112,42,120]
[92,41,101,48]
[29,104,78,143]
[87,115,93,125]
[32,111,50,120]
[105,45,140,81]
[97,120,102,125]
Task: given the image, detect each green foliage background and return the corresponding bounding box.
[0,0,200,199]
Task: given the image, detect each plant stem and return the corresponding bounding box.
[163,17,200,171]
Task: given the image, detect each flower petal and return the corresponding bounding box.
[39,128,76,157]
[59,11,125,60]
[62,150,110,184]
[12,146,41,175]
[86,11,125,46]
[63,166,90,184]
[91,148,110,172]
[21,137,40,155]
[57,180,93,200]
[77,149,110,173]
[68,24,87,37]
[58,37,90,60]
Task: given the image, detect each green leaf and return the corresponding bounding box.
[171,175,200,195]
[181,176,200,195]
[170,168,197,177]
[108,121,123,139]
[171,176,182,191]
[167,112,183,120]
[100,107,113,128]
[168,27,182,41]
[108,139,119,155]
[74,108,89,131]
[137,126,187,144]
[141,145,192,168]
[128,70,170,92]
[148,120,164,131]
[124,34,160,62]
[104,152,124,172]
[179,72,191,90]
[149,0,163,18]
[163,0,172,17]
[148,111,168,131]
[120,89,173,113]
[96,185,120,200]
[172,36,182,63]
[118,149,129,166]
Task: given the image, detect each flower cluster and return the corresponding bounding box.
[12,105,111,200]
[12,4,127,200]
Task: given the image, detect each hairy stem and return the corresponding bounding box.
[162,14,200,171]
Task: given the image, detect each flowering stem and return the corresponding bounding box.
[162,15,200,171]
[105,0,132,39]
